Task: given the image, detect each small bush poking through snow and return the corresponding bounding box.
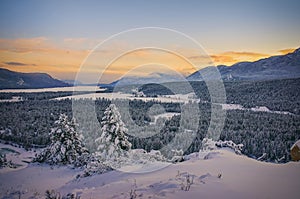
[175,171,195,191]
[148,150,167,162]
[128,149,166,163]
[0,153,7,168]
[215,140,244,155]
[0,153,17,168]
[129,179,138,199]
[218,173,222,178]
[169,149,184,163]
[35,114,89,166]
[201,138,217,151]
[80,155,112,177]
[45,189,81,199]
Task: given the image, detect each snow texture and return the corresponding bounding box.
[1,147,300,199]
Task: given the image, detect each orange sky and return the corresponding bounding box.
[0,37,297,83]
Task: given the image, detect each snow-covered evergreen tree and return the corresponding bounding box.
[95,104,132,167]
[80,155,112,177]
[35,113,88,165]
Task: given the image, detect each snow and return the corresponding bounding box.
[1,146,299,199]
[163,93,199,101]
[118,161,171,173]
[56,92,293,115]
[0,87,294,116]
[251,106,270,112]
[221,103,294,115]
[221,103,244,110]
[55,92,197,103]
[0,164,78,198]
[150,112,180,125]
[0,96,23,103]
[0,142,37,173]
[56,92,132,101]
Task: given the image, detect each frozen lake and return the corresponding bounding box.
[0,86,105,93]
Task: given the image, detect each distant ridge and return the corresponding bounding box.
[108,48,300,86]
[110,72,184,87]
[187,48,300,81]
[0,68,70,89]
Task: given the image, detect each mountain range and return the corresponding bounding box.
[109,72,185,87]
[1,48,299,89]
[0,68,70,89]
[187,48,300,81]
[111,48,300,86]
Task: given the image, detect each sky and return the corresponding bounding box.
[0,0,299,83]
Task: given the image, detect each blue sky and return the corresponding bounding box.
[1,0,299,51]
[0,0,299,82]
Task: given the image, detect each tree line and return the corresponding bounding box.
[0,94,299,162]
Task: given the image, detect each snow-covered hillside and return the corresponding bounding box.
[0,144,299,199]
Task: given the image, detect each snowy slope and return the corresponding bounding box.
[0,143,37,173]
[64,149,300,199]
[1,147,299,199]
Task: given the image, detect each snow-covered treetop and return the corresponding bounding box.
[35,113,88,165]
[95,104,132,168]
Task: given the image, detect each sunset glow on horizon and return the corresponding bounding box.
[0,0,299,83]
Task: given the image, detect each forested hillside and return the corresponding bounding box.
[137,78,300,114]
[0,93,299,162]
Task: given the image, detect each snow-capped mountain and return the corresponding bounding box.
[187,48,300,81]
[61,79,83,86]
[110,48,300,86]
[110,72,185,86]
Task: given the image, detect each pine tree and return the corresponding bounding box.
[95,104,132,164]
[35,113,88,165]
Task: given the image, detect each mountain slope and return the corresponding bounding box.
[0,68,70,89]
[187,48,300,81]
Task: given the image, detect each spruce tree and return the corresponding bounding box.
[35,113,88,165]
[95,104,132,164]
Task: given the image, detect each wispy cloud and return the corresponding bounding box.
[63,38,87,44]
[0,37,50,53]
[4,61,36,66]
[189,51,270,66]
[278,48,296,54]
[0,37,91,80]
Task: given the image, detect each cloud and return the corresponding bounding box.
[0,37,91,55]
[0,37,92,78]
[4,61,36,66]
[210,54,238,64]
[63,38,87,44]
[189,51,270,66]
[188,55,210,60]
[0,37,295,83]
[0,37,50,53]
[278,48,296,55]
[222,51,269,57]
